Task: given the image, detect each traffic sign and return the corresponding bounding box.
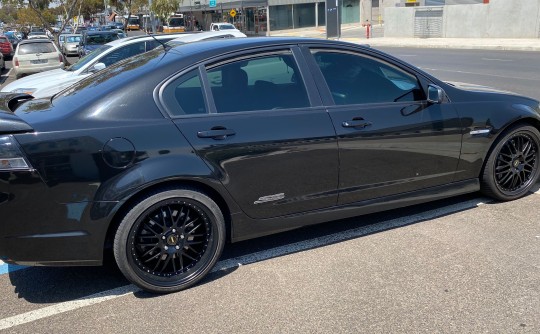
[230,9,237,17]
[209,0,216,8]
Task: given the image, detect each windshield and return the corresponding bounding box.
[18,42,56,54]
[168,18,184,26]
[66,36,81,43]
[86,33,117,45]
[219,24,235,30]
[67,44,112,71]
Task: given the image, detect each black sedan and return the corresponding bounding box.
[1,37,539,293]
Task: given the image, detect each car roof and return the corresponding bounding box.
[169,30,245,43]
[86,31,117,35]
[105,33,194,47]
[18,39,54,45]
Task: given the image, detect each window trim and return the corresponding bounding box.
[300,45,431,107]
[157,46,322,118]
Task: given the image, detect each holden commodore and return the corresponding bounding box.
[0,37,539,294]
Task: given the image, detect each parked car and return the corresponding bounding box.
[12,39,64,78]
[0,35,14,59]
[4,31,21,48]
[2,32,243,98]
[111,29,127,39]
[210,22,239,31]
[61,34,82,56]
[1,37,539,294]
[78,31,120,57]
[166,30,246,47]
[27,31,49,40]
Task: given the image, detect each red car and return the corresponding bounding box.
[0,35,14,59]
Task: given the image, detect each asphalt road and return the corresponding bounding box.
[0,44,539,333]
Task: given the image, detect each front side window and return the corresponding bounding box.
[206,52,310,113]
[312,50,425,105]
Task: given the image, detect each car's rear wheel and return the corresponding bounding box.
[481,124,540,201]
[114,188,225,294]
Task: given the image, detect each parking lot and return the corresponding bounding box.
[0,43,539,333]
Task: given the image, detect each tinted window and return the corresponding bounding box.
[312,51,425,105]
[163,68,206,116]
[86,34,117,45]
[0,37,9,43]
[207,52,310,113]
[99,42,146,66]
[18,42,56,55]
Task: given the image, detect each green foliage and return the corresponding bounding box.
[151,0,180,21]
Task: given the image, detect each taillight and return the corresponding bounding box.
[0,135,31,171]
[59,54,63,63]
[13,57,19,67]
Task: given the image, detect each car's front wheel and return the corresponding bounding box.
[114,188,226,294]
[481,124,540,201]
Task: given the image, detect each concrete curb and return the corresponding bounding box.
[340,38,540,52]
[269,29,540,52]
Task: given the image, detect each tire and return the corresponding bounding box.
[481,124,540,201]
[114,188,226,294]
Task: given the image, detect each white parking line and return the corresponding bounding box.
[0,197,488,330]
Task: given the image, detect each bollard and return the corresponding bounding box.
[366,23,371,39]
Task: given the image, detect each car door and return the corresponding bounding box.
[302,46,462,204]
[162,47,339,219]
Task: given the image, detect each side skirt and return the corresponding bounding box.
[231,179,480,242]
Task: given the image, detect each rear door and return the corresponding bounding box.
[163,47,339,219]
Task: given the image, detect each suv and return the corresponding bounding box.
[2,34,189,98]
[78,31,120,57]
[0,35,14,59]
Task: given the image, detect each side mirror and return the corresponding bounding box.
[91,63,106,72]
[427,84,444,104]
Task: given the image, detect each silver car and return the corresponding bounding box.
[13,39,64,79]
[61,34,82,56]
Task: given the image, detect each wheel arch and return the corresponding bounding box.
[479,117,540,179]
[103,179,234,253]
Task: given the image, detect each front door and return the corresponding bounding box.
[305,48,462,204]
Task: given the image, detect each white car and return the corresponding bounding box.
[166,30,246,46]
[210,23,239,32]
[12,39,64,79]
[2,32,246,98]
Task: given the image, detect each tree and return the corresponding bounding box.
[0,0,84,44]
[151,0,179,24]
[121,0,151,30]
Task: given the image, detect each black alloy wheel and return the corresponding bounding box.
[114,188,225,293]
[481,125,540,201]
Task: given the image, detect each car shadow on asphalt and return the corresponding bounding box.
[8,193,483,303]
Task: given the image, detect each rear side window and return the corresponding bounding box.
[18,42,56,55]
[162,68,207,116]
[206,52,310,113]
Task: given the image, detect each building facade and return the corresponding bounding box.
[178,0,399,35]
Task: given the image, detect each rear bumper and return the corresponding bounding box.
[0,170,114,266]
[14,63,65,77]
